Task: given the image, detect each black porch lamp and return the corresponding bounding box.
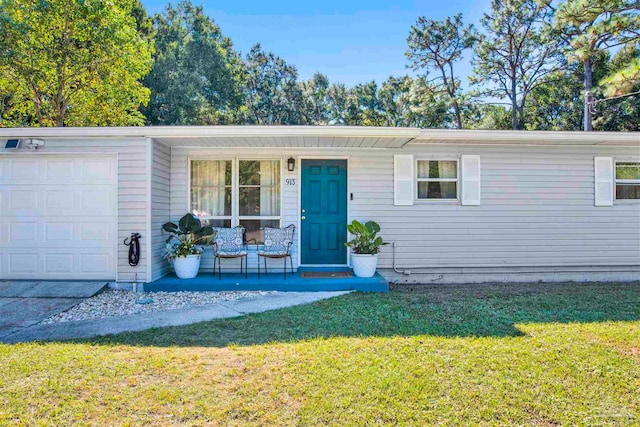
[287,157,296,172]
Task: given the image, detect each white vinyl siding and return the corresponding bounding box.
[0,138,149,282]
[150,141,171,281]
[171,144,640,273]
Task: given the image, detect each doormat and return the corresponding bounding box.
[300,271,353,279]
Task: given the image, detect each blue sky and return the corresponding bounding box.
[141,0,491,87]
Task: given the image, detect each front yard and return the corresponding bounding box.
[1,282,639,425]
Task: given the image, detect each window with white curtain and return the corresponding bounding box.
[416,159,459,200]
[238,160,281,242]
[190,160,232,227]
[190,159,281,241]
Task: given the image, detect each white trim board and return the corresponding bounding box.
[1,126,637,146]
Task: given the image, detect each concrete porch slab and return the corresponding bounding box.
[0,281,108,298]
[147,272,389,293]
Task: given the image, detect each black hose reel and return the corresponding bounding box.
[124,233,141,267]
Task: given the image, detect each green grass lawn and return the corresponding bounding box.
[1,282,639,425]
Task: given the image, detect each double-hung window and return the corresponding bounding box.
[416,159,459,200]
[238,160,281,241]
[190,160,232,227]
[190,159,282,242]
[615,161,640,200]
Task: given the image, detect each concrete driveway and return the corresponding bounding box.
[0,281,107,341]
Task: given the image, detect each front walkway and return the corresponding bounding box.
[2,291,350,344]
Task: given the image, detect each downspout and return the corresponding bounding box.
[392,242,411,275]
[399,137,417,149]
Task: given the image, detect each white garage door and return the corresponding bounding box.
[0,155,117,280]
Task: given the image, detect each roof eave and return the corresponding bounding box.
[412,129,640,146]
[0,125,421,139]
[0,126,637,146]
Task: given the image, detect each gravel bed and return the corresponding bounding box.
[43,289,277,324]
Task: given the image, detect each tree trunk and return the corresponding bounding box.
[453,100,463,129]
[583,58,593,131]
[511,75,518,130]
[442,64,463,129]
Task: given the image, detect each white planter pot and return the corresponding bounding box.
[172,254,201,279]
[351,253,379,278]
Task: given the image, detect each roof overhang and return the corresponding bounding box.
[0,126,419,149]
[413,129,640,146]
[0,126,637,147]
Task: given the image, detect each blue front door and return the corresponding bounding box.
[301,159,348,265]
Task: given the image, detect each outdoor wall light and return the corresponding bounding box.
[24,138,45,151]
[287,157,296,172]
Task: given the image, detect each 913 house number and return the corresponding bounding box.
[285,178,296,186]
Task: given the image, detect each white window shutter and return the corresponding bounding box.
[594,157,613,207]
[394,154,414,206]
[461,155,481,206]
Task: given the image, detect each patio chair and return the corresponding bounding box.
[257,224,295,279]
[212,226,248,279]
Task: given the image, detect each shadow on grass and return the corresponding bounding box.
[80,281,640,348]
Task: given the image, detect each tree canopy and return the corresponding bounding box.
[406,14,476,128]
[0,0,153,127]
[0,0,638,130]
[471,0,564,130]
[552,0,640,129]
[141,1,244,125]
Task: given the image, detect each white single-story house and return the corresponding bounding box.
[0,126,638,287]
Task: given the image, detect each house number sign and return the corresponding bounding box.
[285,178,296,186]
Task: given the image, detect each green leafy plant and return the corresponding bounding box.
[344,220,388,255]
[163,213,216,259]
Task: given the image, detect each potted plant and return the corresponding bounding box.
[345,220,388,278]
[163,213,215,279]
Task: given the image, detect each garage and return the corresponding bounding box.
[0,155,117,280]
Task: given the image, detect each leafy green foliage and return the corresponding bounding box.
[141,0,244,125]
[300,73,332,125]
[0,0,637,131]
[471,0,563,130]
[552,0,639,129]
[163,213,215,259]
[242,44,306,125]
[594,46,640,131]
[462,103,512,129]
[407,14,476,128]
[0,0,153,127]
[345,220,388,255]
[553,0,639,64]
[601,56,640,97]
